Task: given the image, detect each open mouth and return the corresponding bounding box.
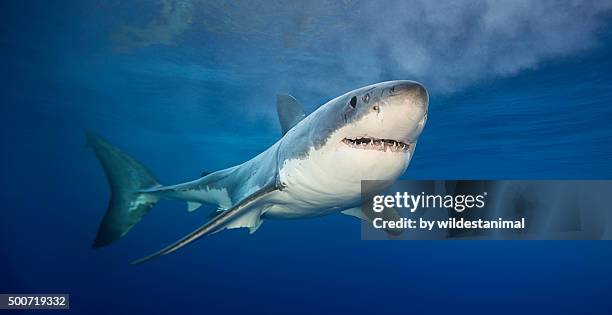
[341,137,412,152]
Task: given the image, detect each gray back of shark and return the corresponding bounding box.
[87,80,428,264]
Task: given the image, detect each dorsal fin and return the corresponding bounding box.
[276,94,306,135]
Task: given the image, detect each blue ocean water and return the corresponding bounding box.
[2,1,612,314]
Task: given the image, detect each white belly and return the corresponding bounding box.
[264,144,410,219]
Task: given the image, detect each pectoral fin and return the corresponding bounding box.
[341,208,369,221]
[131,184,278,265]
[341,206,404,236]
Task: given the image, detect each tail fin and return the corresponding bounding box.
[86,132,161,248]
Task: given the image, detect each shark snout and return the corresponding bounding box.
[369,81,428,143]
[387,81,428,111]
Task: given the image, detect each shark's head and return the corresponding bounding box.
[333,80,428,151]
[277,80,428,207]
[303,80,428,182]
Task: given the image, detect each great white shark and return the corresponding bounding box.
[88,80,428,264]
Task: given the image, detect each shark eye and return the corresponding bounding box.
[362,93,370,103]
[349,96,357,108]
[372,105,379,111]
